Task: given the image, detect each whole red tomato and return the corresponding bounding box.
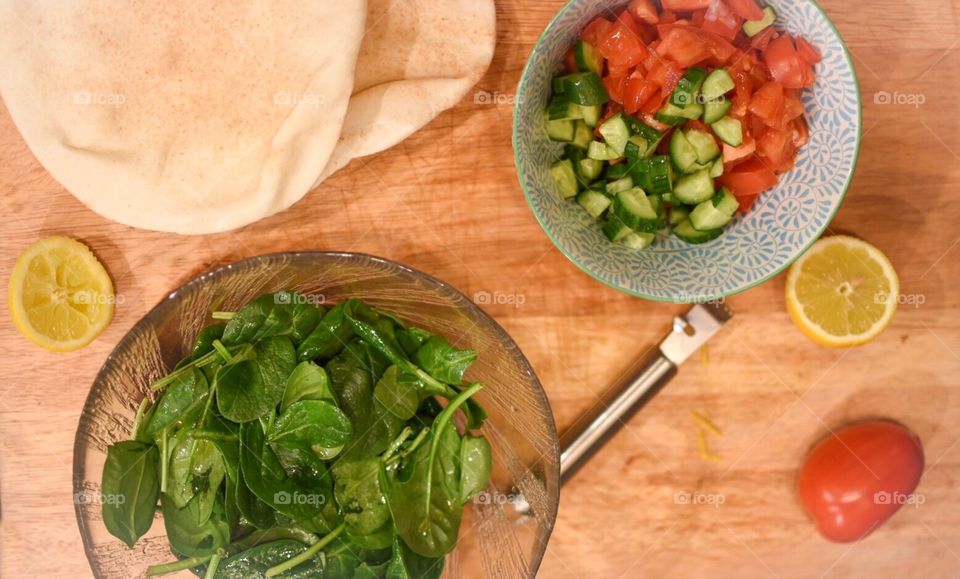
[797,420,924,542]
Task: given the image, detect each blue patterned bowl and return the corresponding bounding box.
[513,0,861,302]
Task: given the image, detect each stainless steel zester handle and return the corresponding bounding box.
[559,353,677,482]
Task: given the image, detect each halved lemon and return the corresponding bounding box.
[8,236,115,352]
[786,236,899,347]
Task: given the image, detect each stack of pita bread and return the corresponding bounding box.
[0,0,495,234]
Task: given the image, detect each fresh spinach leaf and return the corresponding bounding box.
[280,361,335,412]
[326,342,404,459]
[213,540,323,579]
[385,384,483,558]
[373,365,421,421]
[168,432,226,527]
[216,337,296,423]
[331,458,392,539]
[296,301,354,362]
[396,327,433,357]
[269,400,353,452]
[238,421,337,529]
[459,435,492,504]
[190,323,226,362]
[414,335,477,385]
[142,369,208,440]
[386,535,444,579]
[161,492,230,558]
[221,291,321,347]
[101,440,161,548]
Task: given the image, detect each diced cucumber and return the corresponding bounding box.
[672,219,722,244]
[703,98,732,124]
[547,96,583,121]
[655,102,687,126]
[588,140,620,161]
[690,188,738,231]
[574,41,605,75]
[669,130,699,174]
[647,194,664,219]
[631,155,673,194]
[684,130,721,164]
[701,69,735,100]
[671,67,707,107]
[556,72,609,106]
[606,176,634,195]
[668,205,691,226]
[577,188,612,219]
[570,120,593,149]
[624,135,649,161]
[613,188,662,232]
[710,158,725,178]
[661,193,676,204]
[679,101,704,120]
[598,113,632,156]
[579,157,605,181]
[620,231,656,249]
[672,169,715,204]
[605,163,630,180]
[581,104,603,127]
[550,159,580,199]
[546,116,576,142]
[743,6,777,37]
[603,214,632,242]
[711,116,743,147]
[552,76,566,95]
[626,118,664,145]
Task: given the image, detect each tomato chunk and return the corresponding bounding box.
[765,35,806,89]
[581,17,614,46]
[796,36,822,65]
[628,0,660,24]
[718,157,778,195]
[598,19,649,69]
[661,0,712,10]
[724,0,764,21]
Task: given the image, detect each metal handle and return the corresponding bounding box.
[559,352,677,483]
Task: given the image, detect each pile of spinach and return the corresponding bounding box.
[102,291,493,578]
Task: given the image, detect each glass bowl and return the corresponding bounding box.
[73,252,560,578]
[513,0,861,301]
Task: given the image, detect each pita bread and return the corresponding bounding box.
[317,0,496,182]
[0,1,367,234]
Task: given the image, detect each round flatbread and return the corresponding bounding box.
[316,0,496,182]
[0,1,367,234]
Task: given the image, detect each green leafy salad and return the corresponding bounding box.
[101,291,492,578]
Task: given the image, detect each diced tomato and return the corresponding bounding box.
[603,74,628,105]
[724,0,764,22]
[598,19,650,69]
[661,0,712,10]
[628,0,660,25]
[691,9,706,27]
[749,81,784,125]
[657,27,711,67]
[750,27,777,52]
[581,17,614,46]
[757,128,796,173]
[640,88,665,114]
[645,59,684,94]
[607,61,635,78]
[639,112,672,133]
[780,91,805,126]
[685,119,712,133]
[719,157,778,195]
[624,74,660,115]
[701,2,742,42]
[722,134,756,165]
[796,36,822,65]
[616,9,642,36]
[564,49,578,74]
[658,23,738,64]
[736,194,759,212]
[788,116,810,148]
[660,10,678,24]
[765,35,806,89]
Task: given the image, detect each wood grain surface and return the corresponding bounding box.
[2,1,959,577]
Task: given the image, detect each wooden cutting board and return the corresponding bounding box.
[1,1,959,577]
